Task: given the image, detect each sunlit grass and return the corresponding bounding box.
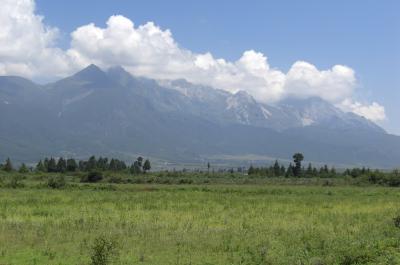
[0,184,399,264]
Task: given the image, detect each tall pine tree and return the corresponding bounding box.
[286,163,294,177]
[3,158,13,172]
[273,160,281,176]
[66,158,77,172]
[19,163,29,173]
[47,158,57,172]
[292,153,304,177]
[36,160,46,172]
[57,158,67,173]
[143,159,151,173]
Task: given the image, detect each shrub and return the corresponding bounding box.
[6,176,24,189]
[94,185,117,191]
[107,175,124,184]
[90,236,119,265]
[18,163,29,173]
[238,245,271,265]
[178,178,193,184]
[132,178,145,184]
[322,180,334,187]
[81,171,103,183]
[394,215,400,228]
[47,176,66,189]
[145,178,153,184]
[387,175,400,187]
[160,178,171,184]
[340,253,371,265]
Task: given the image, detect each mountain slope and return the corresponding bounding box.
[0,65,399,168]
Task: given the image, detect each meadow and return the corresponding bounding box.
[0,172,399,265]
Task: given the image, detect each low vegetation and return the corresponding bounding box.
[90,236,119,265]
[0,154,399,264]
[0,182,399,264]
[1,153,399,186]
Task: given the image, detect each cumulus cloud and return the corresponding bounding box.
[0,0,78,78]
[0,1,386,122]
[284,62,356,102]
[65,16,386,122]
[339,99,386,122]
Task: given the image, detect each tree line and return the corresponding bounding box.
[1,153,399,186]
[247,153,400,186]
[248,153,337,178]
[1,156,151,175]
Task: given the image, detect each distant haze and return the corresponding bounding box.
[1,65,399,168]
[1,0,397,133]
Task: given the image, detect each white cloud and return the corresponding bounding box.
[0,0,77,78]
[339,99,386,122]
[284,62,356,102]
[65,16,372,111]
[0,1,386,122]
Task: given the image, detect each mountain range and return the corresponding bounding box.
[1,64,399,168]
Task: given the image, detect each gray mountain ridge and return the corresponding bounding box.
[0,64,399,168]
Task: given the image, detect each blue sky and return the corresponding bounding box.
[6,0,400,133]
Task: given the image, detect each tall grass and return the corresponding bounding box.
[0,184,399,264]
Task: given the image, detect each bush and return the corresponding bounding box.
[178,178,193,184]
[81,171,103,183]
[6,175,24,189]
[160,178,171,184]
[47,176,66,189]
[322,180,334,187]
[394,215,400,228]
[387,175,400,187]
[340,254,371,265]
[90,236,119,265]
[107,175,124,184]
[132,178,145,184]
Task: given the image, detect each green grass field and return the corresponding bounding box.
[0,183,399,265]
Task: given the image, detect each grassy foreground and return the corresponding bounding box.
[0,184,399,265]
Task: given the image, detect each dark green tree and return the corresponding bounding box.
[285,163,294,177]
[273,160,281,176]
[56,157,67,173]
[292,153,304,177]
[130,161,141,175]
[248,165,255,175]
[66,158,78,172]
[36,160,46,172]
[109,159,117,171]
[19,163,29,173]
[3,158,13,172]
[306,163,313,177]
[43,158,49,171]
[47,158,57,172]
[79,160,87,171]
[137,157,143,168]
[87,156,97,171]
[119,160,127,171]
[280,165,286,176]
[143,159,151,173]
[96,157,108,170]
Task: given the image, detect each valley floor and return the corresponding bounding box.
[0,183,399,264]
